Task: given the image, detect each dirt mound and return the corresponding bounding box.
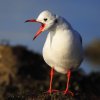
[0,44,100,100]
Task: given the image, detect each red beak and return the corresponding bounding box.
[25,19,45,40]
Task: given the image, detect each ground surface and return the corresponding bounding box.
[0,45,100,100]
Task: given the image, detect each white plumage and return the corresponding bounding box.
[37,11,84,74]
[26,10,84,95]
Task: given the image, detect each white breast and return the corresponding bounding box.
[43,25,83,74]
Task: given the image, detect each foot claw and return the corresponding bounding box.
[44,89,59,94]
[63,90,74,96]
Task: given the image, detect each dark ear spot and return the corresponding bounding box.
[44,18,48,22]
[54,19,58,23]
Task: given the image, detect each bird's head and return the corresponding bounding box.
[25,10,57,40]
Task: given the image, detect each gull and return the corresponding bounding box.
[25,10,83,96]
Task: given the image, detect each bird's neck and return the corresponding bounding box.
[46,17,73,46]
[50,16,72,33]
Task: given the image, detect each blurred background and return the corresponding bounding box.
[0,0,100,100]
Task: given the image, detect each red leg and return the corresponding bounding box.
[45,67,59,94]
[48,67,54,93]
[63,70,74,96]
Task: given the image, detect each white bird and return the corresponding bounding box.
[25,10,84,96]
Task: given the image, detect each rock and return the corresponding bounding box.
[0,44,100,100]
[85,39,100,65]
[0,45,16,86]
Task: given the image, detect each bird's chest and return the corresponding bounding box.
[42,32,74,67]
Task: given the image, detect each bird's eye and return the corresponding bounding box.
[44,18,48,22]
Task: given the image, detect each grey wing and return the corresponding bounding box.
[74,30,82,44]
[79,34,82,44]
